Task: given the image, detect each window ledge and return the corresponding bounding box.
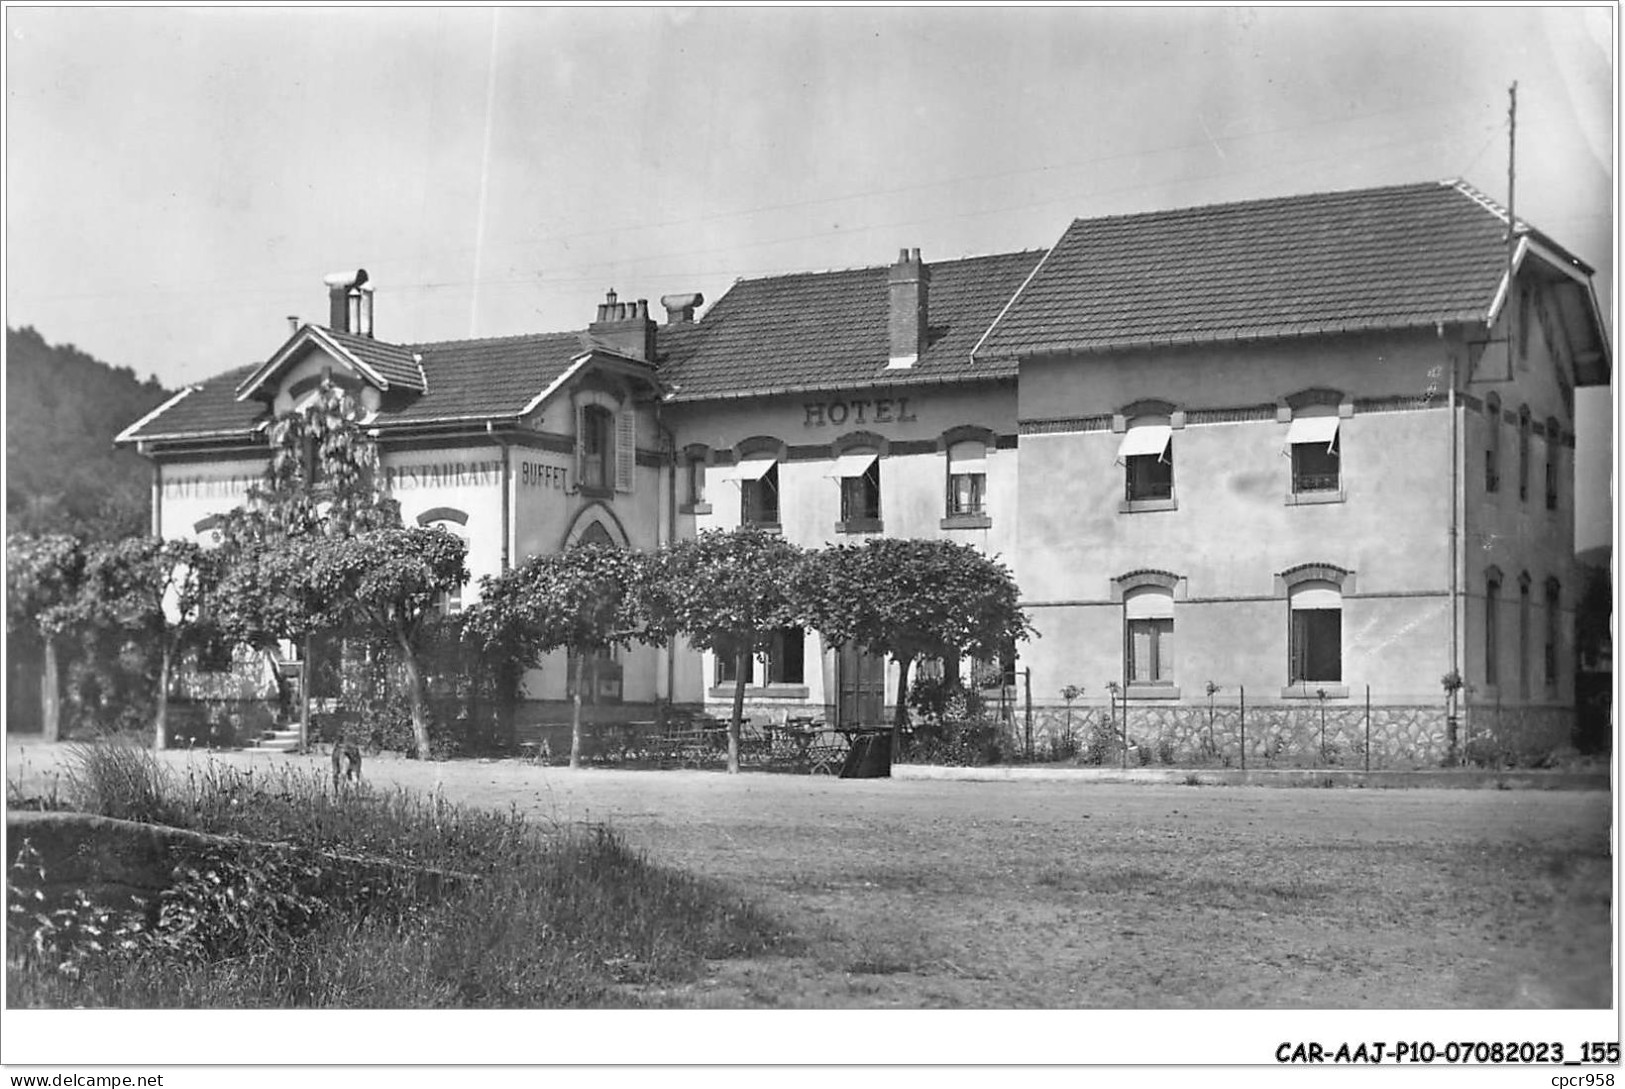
[706,685,810,700]
[836,518,884,534]
[1286,488,1346,506]
[1126,684,1180,700]
[940,513,992,530]
[680,502,713,516]
[576,485,615,501]
[1119,497,1178,514]
[1280,684,1350,700]
[741,521,782,534]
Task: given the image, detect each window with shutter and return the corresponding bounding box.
[615,408,636,493]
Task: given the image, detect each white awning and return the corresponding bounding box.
[1285,415,1340,451]
[727,456,777,484]
[1116,425,1172,463]
[826,452,878,479]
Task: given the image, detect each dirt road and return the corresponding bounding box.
[6,740,1613,1010]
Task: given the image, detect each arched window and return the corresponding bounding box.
[1125,586,1175,688]
[1288,580,1342,685]
[1286,406,1341,495]
[579,404,614,491]
[1517,405,1532,502]
[1484,568,1502,687]
[1119,415,1173,506]
[417,508,469,614]
[946,439,988,517]
[1518,572,1532,699]
[1544,577,1561,693]
[1545,417,1561,511]
[1484,393,1502,494]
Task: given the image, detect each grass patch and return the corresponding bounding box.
[8,740,790,1007]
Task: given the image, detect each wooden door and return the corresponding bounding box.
[837,643,886,728]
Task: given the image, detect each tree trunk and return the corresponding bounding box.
[155,642,172,752]
[396,629,431,760]
[299,636,312,753]
[41,637,60,744]
[570,652,586,769]
[891,652,914,762]
[728,647,748,775]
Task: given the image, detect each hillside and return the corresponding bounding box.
[5,326,172,540]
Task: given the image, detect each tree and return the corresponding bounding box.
[644,528,806,774]
[5,533,89,741]
[798,538,1032,758]
[81,536,213,750]
[246,380,400,539]
[466,544,654,768]
[305,527,467,760]
[205,380,402,746]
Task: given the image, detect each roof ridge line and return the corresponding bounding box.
[1062,178,1461,229]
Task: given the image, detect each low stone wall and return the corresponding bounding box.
[7,811,476,915]
[1014,700,1575,770]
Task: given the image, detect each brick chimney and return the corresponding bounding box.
[323,269,369,335]
[660,292,705,325]
[588,288,657,362]
[887,248,929,369]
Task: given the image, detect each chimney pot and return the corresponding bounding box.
[660,292,705,325]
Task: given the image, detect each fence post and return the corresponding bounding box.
[1239,685,1246,771]
[1024,667,1033,760]
[1365,684,1371,773]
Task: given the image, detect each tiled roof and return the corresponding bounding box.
[389,331,588,422]
[122,332,596,444]
[119,364,269,442]
[656,250,1046,402]
[323,329,427,391]
[976,179,1561,360]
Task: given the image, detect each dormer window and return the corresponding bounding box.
[579,405,613,491]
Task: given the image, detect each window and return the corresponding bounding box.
[1485,571,1502,687]
[767,626,805,685]
[715,634,755,686]
[1484,393,1502,494]
[579,404,614,491]
[975,642,1017,689]
[1544,578,1561,693]
[734,457,779,527]
[1125,588,1174,687]
[567,648,621,703]
[947,440,987,517]
[1519,573,1531,699]
[1517,406,1531,502]
[1545,418,1560,511]
[684,449,708,510]
[829,448,881,530]
[1288,581,1341,684]
[1119,420,1173,504]
[417,512,469,614]
[1287,414,1341,494]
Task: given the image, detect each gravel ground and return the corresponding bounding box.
[5,739,1614,1010]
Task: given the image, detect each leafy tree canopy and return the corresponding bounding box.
[799,538,1031,665]
[6,532,89,639]
[642,527,806,653]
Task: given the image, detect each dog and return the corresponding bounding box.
[332,740,363,790]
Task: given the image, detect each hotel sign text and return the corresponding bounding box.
[803,396,918,428]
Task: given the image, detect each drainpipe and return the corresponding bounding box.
[487,421,511,572]
[657,408,678,704]
[149,449,162,537]
[1445,325,1462,760]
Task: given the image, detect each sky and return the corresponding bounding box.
[4,5,1616,548]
